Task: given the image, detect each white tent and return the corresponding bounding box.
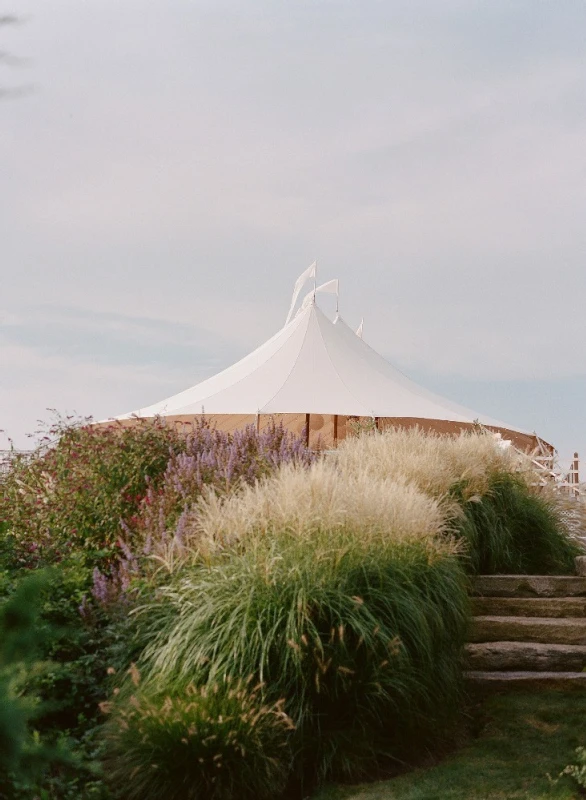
[115,296,532,447]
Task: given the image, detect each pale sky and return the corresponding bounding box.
[1,1,586,467]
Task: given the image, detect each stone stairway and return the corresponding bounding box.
[465,576,586,689]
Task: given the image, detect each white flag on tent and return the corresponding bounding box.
[316,279,338,296]
[315,278,339,313]
[356,318,364,338]
[294,279,340,318]
[285,262,316,325]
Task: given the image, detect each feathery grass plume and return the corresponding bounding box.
[335,426,521,500]
[134,519,468,784]
[336,428,578,574]
[192,459,452,553]
[102,676,292,800]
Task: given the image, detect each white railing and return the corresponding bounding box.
[515,436,582,499]
[512,438,586,545]
[0,449,32,475]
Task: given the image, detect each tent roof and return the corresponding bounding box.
[117,300,527,434]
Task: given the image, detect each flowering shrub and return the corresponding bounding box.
[137,418,316,540]
[79,419,313,605]
[0,415,185,569]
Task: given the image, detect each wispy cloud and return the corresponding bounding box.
[0,305,238,370]
[0,341,181,446]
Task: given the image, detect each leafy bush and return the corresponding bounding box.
[0,416,186,569]
[1,413,315,580]
[136,523,468,785]
[28,557,134,736]
[0,416,315,797]
[103,674,293,800]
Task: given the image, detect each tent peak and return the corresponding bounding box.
[109,275,529,441]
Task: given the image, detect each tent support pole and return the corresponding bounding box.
[333,414,338,445]
[305,413,310,448]
[256,413,260,434]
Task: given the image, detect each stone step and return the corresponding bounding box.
[472,596,586,618]
[464,671,586,690]
[472,575,586,598]
[470,616,586,645]
[465,641,586,672]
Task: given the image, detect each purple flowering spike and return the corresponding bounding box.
[137,416,316,562]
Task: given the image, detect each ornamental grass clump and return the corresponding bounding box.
[135,470,469,785]
[336,427,520,500]
[336,428,579,575]
[453,471,580,574]
[184,459,451,554]
[103,673,293,800]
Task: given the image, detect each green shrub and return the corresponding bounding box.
[103,675,293,800]
[27,557,131,736]
[454,472,580,574]
[0,571,76,794]
[0,561,122,799]
[0,416,314,797]
[136,530,469,785]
